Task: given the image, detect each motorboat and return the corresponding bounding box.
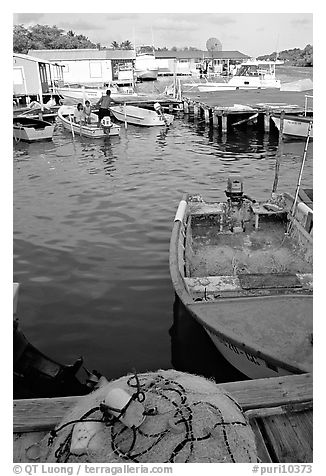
[196,60,281,92]
[134,46,159,81]
[109,103,174,127]
[169,177,312,379]
[55,83,137,105]
[57,105,120,138]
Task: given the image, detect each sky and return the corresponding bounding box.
[12,8,314,58]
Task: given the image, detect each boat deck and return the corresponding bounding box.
[13,373,313,463]
[189,214,312,278]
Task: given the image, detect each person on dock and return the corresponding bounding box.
[83,100,92,124]
[74,103,84,124]
[95,90,116,126]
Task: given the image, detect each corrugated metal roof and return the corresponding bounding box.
[27,48,249,62]
[13,52,56,65]
[28,49,135,61]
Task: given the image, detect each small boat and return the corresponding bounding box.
[55,83,138,105]
[196,60,281,92]
[109,103,174,127]
[134,45,159,81]
[57,105,121,138]
[271,114,313,139]
[13,284,101,398]
[169,177,313,379]
[13,116,55,142]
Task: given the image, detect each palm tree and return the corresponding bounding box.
[111,41,119,49]
[120,40,133,50]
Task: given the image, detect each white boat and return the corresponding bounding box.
[170,177,312,379]
[196,60,281,92]
[55,84,137,105]
[109,104,174,127]
[13,116,55,142]
[57,105,120,138]
[134,46,159,81]
[272,114,313,139]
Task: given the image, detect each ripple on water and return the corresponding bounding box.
[13,116,313,380]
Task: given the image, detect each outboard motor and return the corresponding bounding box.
[225,176,246,232]
[225,176,244,203]
[154,102,168,126]
[101,116,112,134]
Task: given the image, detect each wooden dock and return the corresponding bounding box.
[13,372,312,463]
[182,88,313,134]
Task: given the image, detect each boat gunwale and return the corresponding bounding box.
[169,196,313,375]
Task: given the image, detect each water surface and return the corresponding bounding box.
[13,114,313,383]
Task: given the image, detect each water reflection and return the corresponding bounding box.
[156,127,170,147]
[170,297,247,383]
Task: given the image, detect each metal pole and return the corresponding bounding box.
[291,121,313,217]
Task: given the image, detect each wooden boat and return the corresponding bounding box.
[271,113,313,139]
[13,284,101,398]
[57,105,120,138]
[13,116,55,142]
[109,104,174,127]
[169,177,313,379]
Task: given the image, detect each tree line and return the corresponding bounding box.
[13,24,313,67]
[13,24,99,53]
[13,25,201,54]
[257,45,313,67]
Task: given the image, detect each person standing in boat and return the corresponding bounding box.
[83,100,92,124]
[95,90,116,126]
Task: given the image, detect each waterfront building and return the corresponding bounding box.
[28,49,135,86]
[155,50,249,76]
[27,48,249,86]
[13,53,64,101]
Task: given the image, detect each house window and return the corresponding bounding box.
[89,62,102,78]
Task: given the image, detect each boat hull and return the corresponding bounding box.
[205,329,293,378]
[110,105,174,127]
[198,80,281,92]
[57,106,120,138]
[272,115,313,139]
[13,118,54,142]
[55,86,138,105]
[135,69,158,81]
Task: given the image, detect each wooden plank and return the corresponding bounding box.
[222,373,312,410]
[250,419,273,463]
[13,373,312,433]
[13,395,83,432]
[245,400,313,419]
[257,410,313,462]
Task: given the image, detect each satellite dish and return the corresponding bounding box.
[206,37,222,52]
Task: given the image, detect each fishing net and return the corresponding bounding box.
[32,369,258,463]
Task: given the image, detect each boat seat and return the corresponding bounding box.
[250,203,287,229]
[184,273,312,298]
